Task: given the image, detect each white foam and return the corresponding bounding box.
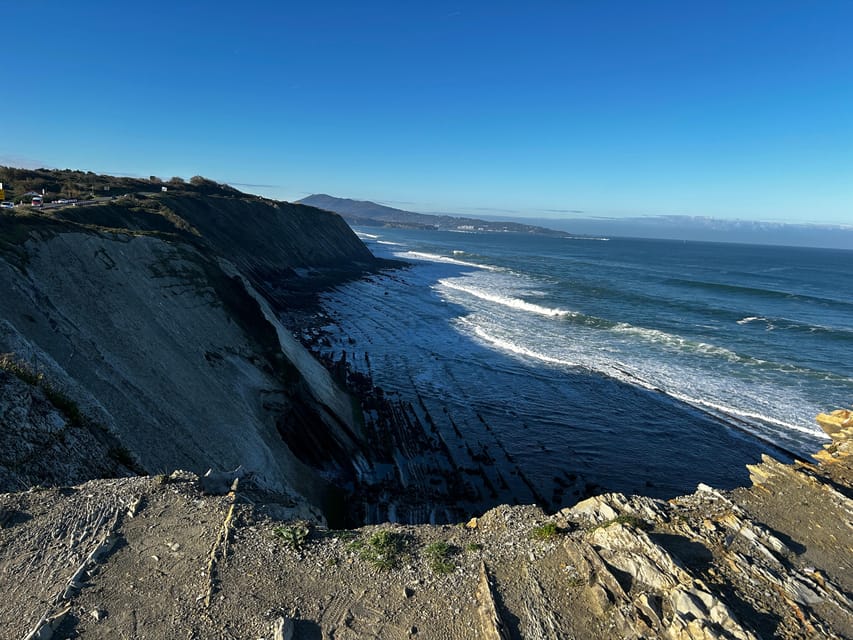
[463,318,822,441]
[466,322,578,367]
[612,323,739,360]
[377,240,402,246]
[397,251,501,271]
[667,392,823,438]
[439,279,575,317]
[737,316,766,325]
[355,231,379,239]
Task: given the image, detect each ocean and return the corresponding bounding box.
[314,228,852,506]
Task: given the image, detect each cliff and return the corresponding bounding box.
[0,181,382,521]
[1,412,850,639]
[1,170,851,638]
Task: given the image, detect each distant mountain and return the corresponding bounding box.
[297,194,572,237]
[486,214,853,250]
[296,195,853,250]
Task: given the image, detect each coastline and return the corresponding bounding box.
[279,260,807,524]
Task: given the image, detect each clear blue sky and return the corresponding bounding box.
[3,1,851,224]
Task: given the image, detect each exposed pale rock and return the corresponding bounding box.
[272,616,294,640]
[475,562,510,640]
[816,408,853,438]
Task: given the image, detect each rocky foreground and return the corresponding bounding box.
[1,410,850,640]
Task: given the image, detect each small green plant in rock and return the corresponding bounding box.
[424,541,456,575]
[349,530,408,570]
[273,522,311,552]
[0,354,41,386]
[0,354,85,427]
[531,522,561,540]
[466,542,483,553]
[591,514,650,532]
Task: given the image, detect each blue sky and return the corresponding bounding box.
[3,1,851,224]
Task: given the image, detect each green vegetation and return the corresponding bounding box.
[423,541,457,575]
[0,353,41,386]
[42,386,84,427]
[325,529,359,541]
[0,354,84,427]
[591,514,651,532]
[0,166,238,203]
[531,522,561,540]
[153,473,171,486]
[466,542,483,552]
[273,522,311,552]
[348,530,410,570]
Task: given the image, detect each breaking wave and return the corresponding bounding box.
[464,322,578,367]
[438,280,575,317]
[398,251,502,271]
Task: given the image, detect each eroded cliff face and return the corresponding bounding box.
[0,364,134,491]
[0,192,379,520]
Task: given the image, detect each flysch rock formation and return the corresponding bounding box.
[1,174,851,638]
[0,188,381,522]
[1,412,850,639]
[0,179,572,530]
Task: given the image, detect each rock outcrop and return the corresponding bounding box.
[0,362,134,491]
[0,412,850,639]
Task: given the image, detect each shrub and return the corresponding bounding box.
[0,355,84,427]
[591,514,650,532]
[42,386,84,427]
[531,522,561,540]
[109,446,135,468]
[0,354,42,386]
[273,522,311,552]
[423,541,456,575]
[349,530,409,570]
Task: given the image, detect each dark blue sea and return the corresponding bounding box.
[317,228,852,505]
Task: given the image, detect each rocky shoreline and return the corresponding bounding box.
[278,296,587,526]
[1,410,850,639]
[1,172,850,637]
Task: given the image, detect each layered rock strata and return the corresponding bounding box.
[1,412,849,639]
[0,193,379,520]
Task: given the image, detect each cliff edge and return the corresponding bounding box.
[1,412,850,639]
